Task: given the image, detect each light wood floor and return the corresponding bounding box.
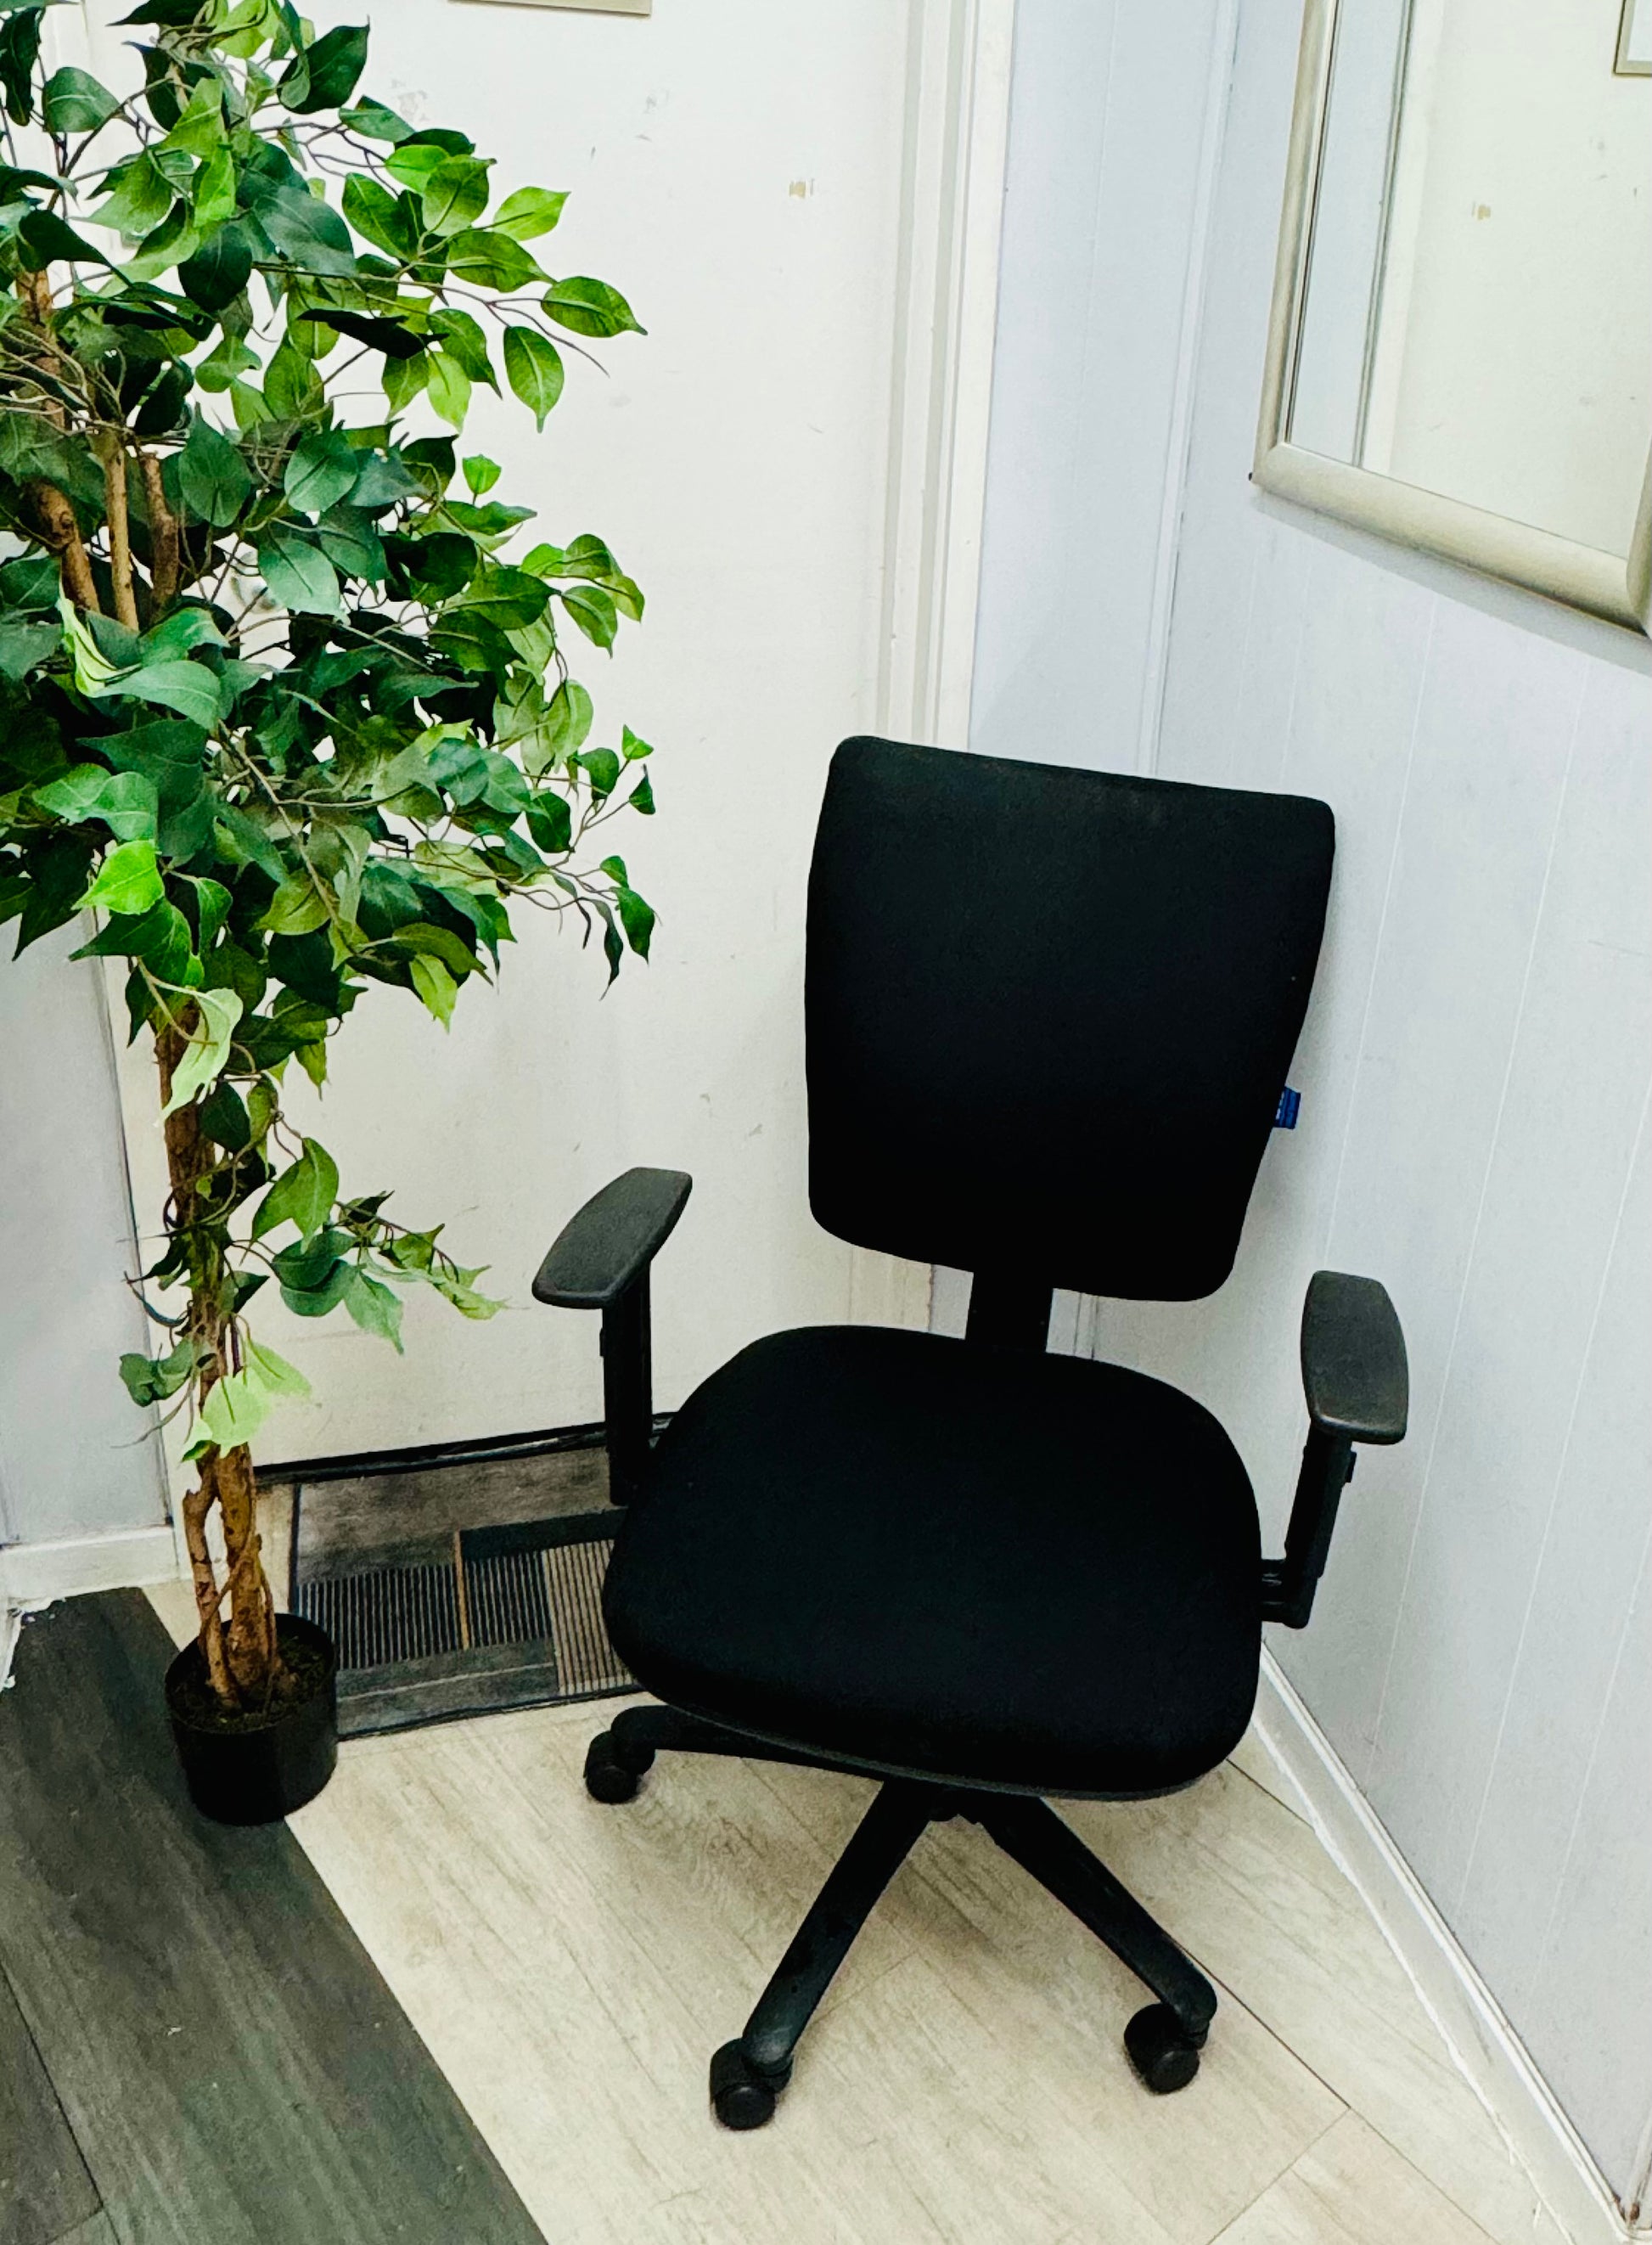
[257,1675,1575,2245]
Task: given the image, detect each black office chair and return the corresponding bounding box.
[535,736,1407,2130]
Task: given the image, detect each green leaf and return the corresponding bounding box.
[0,5,42,126]
[254,1137,340,1241]
[71,899,194,982]
[98,717,207,809]
[453,565,550,631]
[543,678,593,757]
[420,155,491,236]
[462,453,501,498]
[160,987,243,1116]
[0,4,42,125]
[382,349,430,414]
[409,952,457,1028]
[541,275,644,339]
[0,614,63,681]
[193,143,236,232]
[384,138,458,193]
[525,791,571,854]
[260,876,330,936]
[264,336,326,418]
[426,351,471,429]
[491,186,567,242]
[177,412,251,527]
[143,607,226,661]
[345,1267,404,1350]
[80,838,165,916]
[157,79,224,159]
[443,228,541,290]
[17,208,115,273]
[283,23,369,115]
[560,584,618,651]
[340,98,413,143]
[119,1334,199,1409]
[615,881,655,959]
[35,764,159,841]
[42,66,120,132]
[621,723,653,760]
[89,152,173,240]
[340,172,419,259]
[110,660,225,732]
[503,326,564,430]
[628,770,655,815]
[256,184,357,277]
[177,221,254,312]
[427,307,496,385]
[285,427,360,516]
[314,503,385,583]
[576,747,621,799]
[246,1341,312,1400]
[198,1078,250,1151]
[192,1374,268,1456]
[256,524,342,616]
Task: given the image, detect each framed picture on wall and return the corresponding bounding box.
[453,0,651,14]
[1617,0,1652,75]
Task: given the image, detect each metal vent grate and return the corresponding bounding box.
[292,1504,633,1736]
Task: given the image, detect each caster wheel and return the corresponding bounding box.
[584,1731,650,1803]
[1124,2003,1205,2094]
[710,2040,792,2130]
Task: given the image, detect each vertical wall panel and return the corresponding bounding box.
[970,0,1652,2196]
[970,0,1223,774]
[0,937,166,1548]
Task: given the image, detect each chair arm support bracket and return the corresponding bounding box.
[533,1168,692,1505]
[1263,1271,1408,1628]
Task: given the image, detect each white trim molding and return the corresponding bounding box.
[879,0,1017,753]
[0,1526,182,1612]
[851,0,1015,1332]
[1254,1650,1643,2243]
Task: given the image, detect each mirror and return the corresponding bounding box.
[1257,0,1652,633]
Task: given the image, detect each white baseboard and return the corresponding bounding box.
[1254,1650,1639,2243]
[0,1525,183,1612]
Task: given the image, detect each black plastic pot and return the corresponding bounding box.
[165,1612,338,1826]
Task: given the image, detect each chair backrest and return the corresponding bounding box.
[805,737,1335,1301]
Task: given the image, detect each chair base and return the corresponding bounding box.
[584,1702,1217,2129]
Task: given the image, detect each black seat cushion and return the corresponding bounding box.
[603,1326,1262,1798]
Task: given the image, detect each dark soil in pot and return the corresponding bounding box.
[165,1612,338,1826]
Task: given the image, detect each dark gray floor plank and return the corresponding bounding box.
[0,1965,100,2245]
[44,2217,115,2245]
[0,1594,546,2245]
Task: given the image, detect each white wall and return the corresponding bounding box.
[969,0,1232,778]
[98,0,918,1462]
[974,0,1652,2203]
[0,933,167,1549]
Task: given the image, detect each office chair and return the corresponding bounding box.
[534,736,1408,2130]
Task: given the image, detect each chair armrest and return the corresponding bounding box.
[532,1168,691,1505]
[532,1168,693,1309]
[1263,1271,1408,1628]
[1301,1270,1408,1445]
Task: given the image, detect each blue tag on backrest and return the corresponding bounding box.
[1274,1086,1301,1129]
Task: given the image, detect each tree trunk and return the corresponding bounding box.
[155,1022,280,1708]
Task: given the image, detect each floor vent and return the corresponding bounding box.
[288,1443,635,1736]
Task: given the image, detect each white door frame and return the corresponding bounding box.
[851,0,1018,1332]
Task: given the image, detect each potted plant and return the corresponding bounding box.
[0,0,656,1822]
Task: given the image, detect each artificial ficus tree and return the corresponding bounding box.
[0,0,658,1712]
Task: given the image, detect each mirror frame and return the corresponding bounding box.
[1255,0,1652,637]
